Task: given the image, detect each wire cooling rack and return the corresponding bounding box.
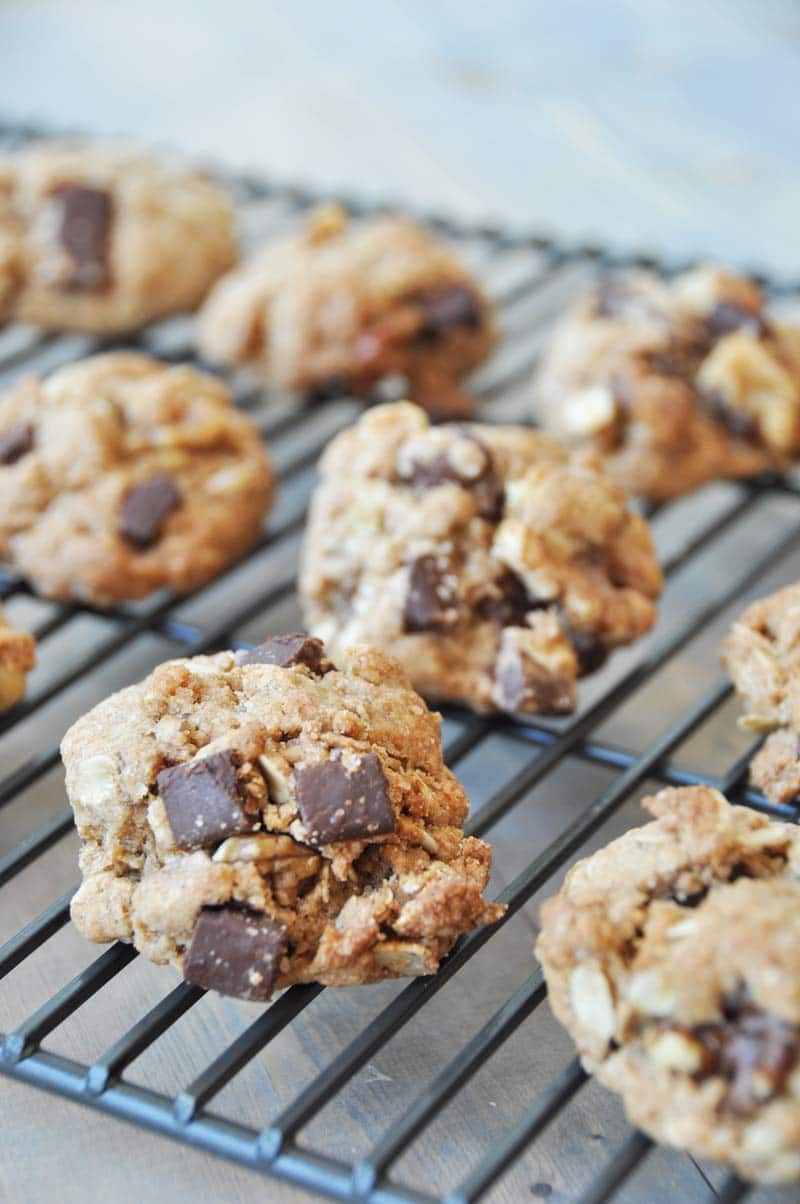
[2,120,800,1204]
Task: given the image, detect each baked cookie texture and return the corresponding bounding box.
[63,636,504,1000]
[0,352,274,605]
[532,264,800,499]
[723,583,800,805]
[0,603,36,710]
[0,141,237,333]
[299,403,662,716]
[197,205,495,416]
[536,786,800,1182]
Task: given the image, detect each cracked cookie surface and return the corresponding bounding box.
[299,402,662,716]
[0,141,237,333]
[0,603,35,710]
[63,636,504,999]
[0,352,274,605]
[532,265,800,499]
[537,786,800,1182]
[197,205,495,416]
[724,582,800,805]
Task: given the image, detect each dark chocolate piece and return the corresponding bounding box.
[692,991,800,1116]
[0,424,34,466]
[415,284,482,338]
[707,300,769,341]
[183,906,287,1000]
[156,750,254,850]
[477,569,531,628]
[398,430,504,521]
[53,185,113,290]
[556,603,609,676]
[294,752,395,844]
[403,555,459,632]
[703,389,761,445]
[240,634,326,673]
[119,473,181,549]
[493,647,573,715]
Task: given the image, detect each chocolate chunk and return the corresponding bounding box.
[695,991,800,1116]
[240,634,326,673]
[183,906,286,1000]
[493,647,574,715]
[53,185,113,291]
[703,389,761,445]
[0,424,34,465]
[119,473,182,549]
[399,431,505,521]
[478,569,531,628]
[414,284,482,339]
[707,300,769,341]
[157,751,254,850]
[403,555,459,632]
[294,753,395,844]
[555,604,609,676]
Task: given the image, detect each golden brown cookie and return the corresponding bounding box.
[300,402,662,715]
[0,141,237,332]
[532,265,800,499]
[197,205,495,416]
[0,603,36,710]
[537,786,800,1182]
[724,582,800,804]
[0,352,274,605]
[63,636,504,1000]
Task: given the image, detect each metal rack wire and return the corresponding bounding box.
[1,120,799,1204]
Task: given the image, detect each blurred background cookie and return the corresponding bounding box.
[0,352,274,604]
[0,141,237,332]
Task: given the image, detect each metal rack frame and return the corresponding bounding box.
[1,119,797,1204]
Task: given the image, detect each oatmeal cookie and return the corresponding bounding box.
[299,402,662,716]
[0,141,237,332]
[723,582,800,804]
[537,786,800,1182]
[197,205,495,416]
[0,352,274,605]
[532,265,800,499]
[63,636,504,1000]
[0,603,36,710]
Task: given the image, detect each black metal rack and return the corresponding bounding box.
[1,120,799,1204]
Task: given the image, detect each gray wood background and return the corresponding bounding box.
[2,0,799,276]
[2,4,800,1204]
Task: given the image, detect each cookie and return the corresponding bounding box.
[532,265,800,499]
[0,352,274,605]
[723,582,800,804]
[299,402,662,716]
[0,141,237,332]
[63,637,504,999]
[536,786,800,1182]
[0,603,36,710]
[197,204,495,416]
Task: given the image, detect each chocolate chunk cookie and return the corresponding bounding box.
[63,638,504,999]
[0,603,36,710]
[0,352,274,604]
[0,141,237,332]
[197,204,495,416]
[532,265,800,499]
[299,403,662,716]
[723,582,800,805]
[537,786,800,1182]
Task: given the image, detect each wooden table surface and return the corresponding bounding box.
[2,6,800,1203]
[2,0,800,276]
